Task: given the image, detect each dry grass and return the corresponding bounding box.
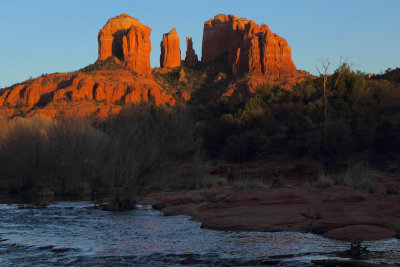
[314,174,334,189]
[234,178,265,191]
[341,163,379,193]
[313,163,379,193]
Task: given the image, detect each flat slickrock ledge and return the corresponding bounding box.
[140,185,400,241]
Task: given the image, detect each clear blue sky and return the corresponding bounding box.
[1,0,399,88]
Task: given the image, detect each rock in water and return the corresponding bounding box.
[160,28,181,68]
[98,13,152,76]
[184,37,199,66]
[201,14,297,79]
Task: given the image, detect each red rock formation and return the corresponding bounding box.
[0,69,175,118]
[184,37,198,66]
[141,184,400,241]
[0,13,179,118]
[0,13,308,118]
[160,28,181,68]
[201,14,297,80]
[98,13,152,76]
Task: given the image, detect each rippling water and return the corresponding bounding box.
[0,202,399,266]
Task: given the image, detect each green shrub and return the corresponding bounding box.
[320,121,353,170]
[222,129,269,162]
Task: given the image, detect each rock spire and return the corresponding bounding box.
[184,37,199,66]
[160,28,181,68]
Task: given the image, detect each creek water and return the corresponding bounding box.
[0,202,399,266]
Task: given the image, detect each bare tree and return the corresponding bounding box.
[334,57,349,89]
[104,104,200,210]
[316,57,352,124]
[316,59,330,124]
[315,58,354,171]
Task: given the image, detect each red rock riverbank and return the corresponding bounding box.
[140,185,400,241]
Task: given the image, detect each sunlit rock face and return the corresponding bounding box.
[0,69,175,118]
[0,13,307,118]
[160,28,181,68]
[201,14,297,79]
[98,13,152,76]
[0,13,178,118]
[184,37,199,67]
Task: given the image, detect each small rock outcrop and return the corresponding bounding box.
[178,68,187,83]
[201,14,297,79]
[160,28,181,68]
[184,37,198,66]
[98,13,152,76]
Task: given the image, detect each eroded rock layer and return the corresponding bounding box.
[0,69,175,118]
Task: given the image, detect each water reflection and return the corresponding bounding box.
[0,202,399,266]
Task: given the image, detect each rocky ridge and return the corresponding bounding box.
[0,13,307,118]
[0,64,175,118]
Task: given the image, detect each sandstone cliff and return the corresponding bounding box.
[202,14,298,82]
[160,28,181,68]
[98,13,152,76]
[0,13,309,119]
[184,37,199,66]
[0,60,175,118]
[0,14,177,118]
